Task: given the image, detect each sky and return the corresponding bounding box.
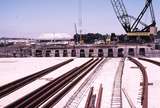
[0,0,159,38]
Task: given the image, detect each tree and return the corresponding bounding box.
[111,33,117,41]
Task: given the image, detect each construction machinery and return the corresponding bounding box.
[111,0,157,38]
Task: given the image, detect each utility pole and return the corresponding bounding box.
[74,23,78,34]
[74,23,78,44]
[78,0,83,44]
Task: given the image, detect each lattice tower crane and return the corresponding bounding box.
[111,0,156,33]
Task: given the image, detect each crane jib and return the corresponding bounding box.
[110,0,156,33]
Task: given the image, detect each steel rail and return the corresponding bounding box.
[42,58,102,108]
[128,57,148,108]
[5,58,96,108]
[0,59,73,99]
[85,87,94,108]
[96,84,103,108]
[64,58,107,108]
[139,57,160,66]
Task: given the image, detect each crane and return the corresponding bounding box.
[111,0,156,33]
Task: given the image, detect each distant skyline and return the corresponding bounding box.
[0,0,160,38]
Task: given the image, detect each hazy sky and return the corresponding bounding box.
[0,0,159,38]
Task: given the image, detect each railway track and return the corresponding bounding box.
[64,58,107,108]
[128,57,148,108]
[111,58,125,108]
[0,59,73,99]
[5,58,102,108]
[139,57,160,66]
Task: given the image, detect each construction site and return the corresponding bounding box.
[0,0,160,108]
[0,0,160,58]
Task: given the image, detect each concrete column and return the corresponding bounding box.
[103,48,108,57]
[145,47,151,57]
[113,48,118,57]
[85,48,89,57]
[42,49,46,57]
[135,46,139,57]
[112,48,115,57]
[31,49,36,57]
[67,49,72,57]
[95,49,98,57]
[76,49,80,57]
[93,48,96,57]
[50,50,54,57]
[59,49,63,57]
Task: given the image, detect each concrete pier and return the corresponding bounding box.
[32,44,154,57]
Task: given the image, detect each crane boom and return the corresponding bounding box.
[111,0,156,33]
[149,2,156,25]
[111,0,131,32]
[131,0,153,31]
